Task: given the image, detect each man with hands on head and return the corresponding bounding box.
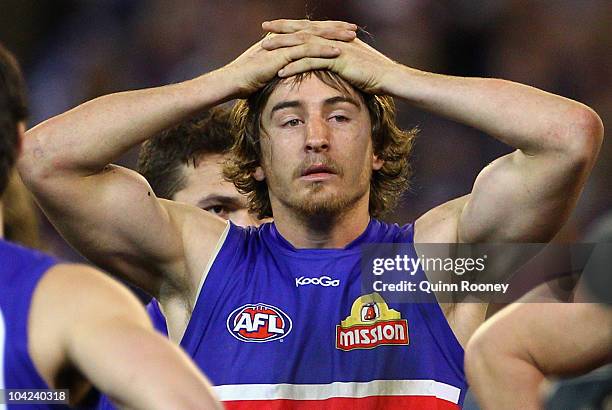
[20,19,603,409]
[19,18,358,351]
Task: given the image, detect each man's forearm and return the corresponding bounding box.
[21,69,236,179]
[385,65,603,156]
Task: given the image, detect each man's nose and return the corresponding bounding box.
[304,118,330,153]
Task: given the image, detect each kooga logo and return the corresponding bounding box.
[295,275,340,287]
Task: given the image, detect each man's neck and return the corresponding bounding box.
[272,198,371,249]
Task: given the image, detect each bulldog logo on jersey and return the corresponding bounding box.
[227,303,293,343]
[361,302,380,321]
[336,293,409,351]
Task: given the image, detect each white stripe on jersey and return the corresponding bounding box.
[213,379,461,404]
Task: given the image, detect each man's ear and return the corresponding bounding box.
[372,154,384,171]
[253,166,266,181]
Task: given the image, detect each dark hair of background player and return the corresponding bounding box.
[137,106,235,200]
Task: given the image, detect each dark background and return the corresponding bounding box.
[2,0,610,260]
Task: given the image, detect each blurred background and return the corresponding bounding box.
[1,0,610,261]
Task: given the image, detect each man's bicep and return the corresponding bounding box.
[459,150,583,243]
[36,165,185,293]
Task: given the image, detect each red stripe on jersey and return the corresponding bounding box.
[224,395,461,409]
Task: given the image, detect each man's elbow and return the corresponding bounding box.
[18,126,70,190]
[464,325,522,409]
[558,106,604,169]
[464,326,498,391]
[18,129,50,188]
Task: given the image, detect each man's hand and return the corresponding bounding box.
[223,19,358,98]
[262,19,398,94]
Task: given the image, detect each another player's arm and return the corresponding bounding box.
[28,263,223,410]
[263,19,604,243]
[18,22,356,295]
[464,302,612,410]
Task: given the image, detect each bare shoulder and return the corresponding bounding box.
[31,264,149,334]
[28,263,149,387]
[414,195,469,243]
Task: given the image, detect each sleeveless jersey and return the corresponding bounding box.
[195,220,465,408]
[0,240,69,410]
[101,219,467,409]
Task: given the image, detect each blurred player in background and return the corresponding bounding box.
[465,214,612,410]
[20,17,603,409]
[138,106,268,331]
[0,43,221,410]
[138,106,263,227]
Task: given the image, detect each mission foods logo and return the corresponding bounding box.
[336,293,409,351]
[227,303,292,342]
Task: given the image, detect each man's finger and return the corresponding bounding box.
[307,27,356,42]
[261,31,354,51]
[278,57,335,78]
[262,33,308,50]
[281,44,341,63]
[262,19,357,34]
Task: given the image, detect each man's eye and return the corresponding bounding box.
[203,205,227,217]
[331,115,349,123]
[283,118,302,127]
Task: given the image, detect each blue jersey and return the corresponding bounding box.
[0,240,69,410]
[104,220,466,409]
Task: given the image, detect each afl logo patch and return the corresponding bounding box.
[227,303,293,342]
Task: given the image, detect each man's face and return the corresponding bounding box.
[257,75,383,218]
[173,153,263,227]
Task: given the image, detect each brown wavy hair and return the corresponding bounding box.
[224,70,417,219]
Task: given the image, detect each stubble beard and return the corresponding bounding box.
[264,153,372,224]
[279,178,370,223]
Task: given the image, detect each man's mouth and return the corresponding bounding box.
[300,164,337,181]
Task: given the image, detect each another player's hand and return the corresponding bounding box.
[262,19,398,95]
[222,20,357,98]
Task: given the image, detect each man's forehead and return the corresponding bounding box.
[264,74,364,112]
[183,153,226,182]
[175,153,248,206]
